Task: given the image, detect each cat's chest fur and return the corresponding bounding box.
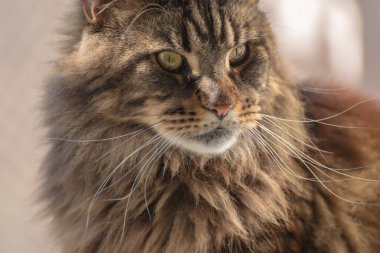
[81,149,371,253]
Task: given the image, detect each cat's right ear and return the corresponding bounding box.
[82,0,148,24]
[83,0,101,23]
[83,0,121,24]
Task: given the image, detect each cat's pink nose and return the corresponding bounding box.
[209,105,233,119]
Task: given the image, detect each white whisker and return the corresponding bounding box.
[121,129,186,238]
[126,5,167,31]
[260,95,380,129]
[84,131,164,237]
[262,116,332,155]
[258,122,380,183]
[49,121,162,143]
[249,128,321,182]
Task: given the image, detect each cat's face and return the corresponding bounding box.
[78,0,274,155]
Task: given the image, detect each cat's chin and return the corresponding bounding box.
[167,128,239,155]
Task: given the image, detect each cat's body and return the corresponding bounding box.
[42,1,380,252]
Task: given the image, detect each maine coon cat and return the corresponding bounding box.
[41,0,380,252]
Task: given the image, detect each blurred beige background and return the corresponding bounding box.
[262,0,365,86]
[0,1,379,253]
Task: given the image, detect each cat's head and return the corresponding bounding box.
[63,0,290,155]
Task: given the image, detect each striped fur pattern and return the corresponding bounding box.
[41,0,380,252]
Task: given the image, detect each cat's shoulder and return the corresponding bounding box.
[301,84,380,162]
[302,84,380,128]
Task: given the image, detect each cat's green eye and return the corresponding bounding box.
[157,51,184,72]
[229,44,248,66]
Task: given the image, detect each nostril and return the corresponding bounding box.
[209,105,233,119]
[187,74,200,86]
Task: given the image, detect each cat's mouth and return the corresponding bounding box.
[168,126,239,155]
[192,127,233,145]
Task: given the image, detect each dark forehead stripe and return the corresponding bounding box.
[219,10,226,43]
[180,22,191,52]
[173,0,237,51]
[195,0,216,45]
[227,16,240,45]
[183,6,209,44]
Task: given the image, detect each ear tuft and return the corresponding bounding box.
[82,0,150,24]
[83,0,99,23]
[82,0,119,24]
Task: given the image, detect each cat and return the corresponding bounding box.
[41,0,380,252]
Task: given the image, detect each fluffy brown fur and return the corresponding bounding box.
[41,0,380,252]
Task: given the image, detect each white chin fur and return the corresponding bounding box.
[168,135,238,155]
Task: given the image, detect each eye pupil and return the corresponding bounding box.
[157,51,183,71]
[229,44,248,66]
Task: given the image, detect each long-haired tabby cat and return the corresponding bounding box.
[41,0,380,252]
